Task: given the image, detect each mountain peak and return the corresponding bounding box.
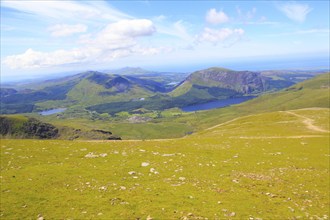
[109,67,153,75]
[203,67,234,72]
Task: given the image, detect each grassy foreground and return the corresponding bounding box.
[1,108,329,219]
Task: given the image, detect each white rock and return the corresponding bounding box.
[128,171,136,175]
[85,152,98,158]
[120,186,126,190]
[179,177,186,181]
[141,162,150,167]
[162,153,175,157]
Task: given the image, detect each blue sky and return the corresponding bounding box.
[1,1,329,80]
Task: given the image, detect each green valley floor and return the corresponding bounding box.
[1,108,329,219]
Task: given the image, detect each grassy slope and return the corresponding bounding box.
[175,73,330,131]
[32,73,329,140]
[1,108,329,219]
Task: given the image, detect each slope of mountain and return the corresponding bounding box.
[64,72,156,107]
[170,67,294,98]
[87,67,297,115]
[0,67,316,116]
[67,73,329,139]
[181,72,330,132]
[0,114,121,140]
[1,107,328,218]
[0,115,58,139]
[0,71,171,113]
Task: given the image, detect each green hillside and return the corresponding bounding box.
[177,72,330,132]
[170,67,294,98]
[31,73,329,140]
[1,108,328,219]
[0,115,58,139]
[88,72,329,139]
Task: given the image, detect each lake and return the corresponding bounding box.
[39,108,66,116]
[181,96,256,112]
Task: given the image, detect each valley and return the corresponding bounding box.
[0,68,329,219]
[2,1,329,219]
[2,67,327,140]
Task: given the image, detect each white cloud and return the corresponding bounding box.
[84,19,156,50]
[206,8,229,24]
[197,27,244,45]
[173,20,192,41]
[278,2,312,22]
[48,24,87,37]
[236,6,257,21]
[3,19,163,69]
[153,19,193,42]
[1,0,132,21]
[3,48,95,69]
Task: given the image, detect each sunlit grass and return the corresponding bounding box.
[1,108,329,219]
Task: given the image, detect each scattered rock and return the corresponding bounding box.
[179,177,186,181]
[99,186,107,191]
[85,152,107,158]
[120,186,126,190]
[288,207,295,212]
[162,154,175,157]
[141,162,150,167]
[232,179,239,183]
[149,168,159,174]
[146,215,153,220]
[128,171,136,175]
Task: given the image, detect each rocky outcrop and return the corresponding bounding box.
[187,68,266,94]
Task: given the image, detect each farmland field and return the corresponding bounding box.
[1,108,329,219]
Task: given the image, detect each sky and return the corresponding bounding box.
[1,0,329,81]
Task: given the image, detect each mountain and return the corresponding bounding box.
[86,68,296,115]
[184,72,330,132]
[0,71,169,114]
[107,67,154,75]
[170,67,293,98]
[0,67,301,115]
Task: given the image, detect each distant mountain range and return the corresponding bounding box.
[0,66,323,114]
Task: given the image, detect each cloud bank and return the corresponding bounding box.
[3,19,160,69]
